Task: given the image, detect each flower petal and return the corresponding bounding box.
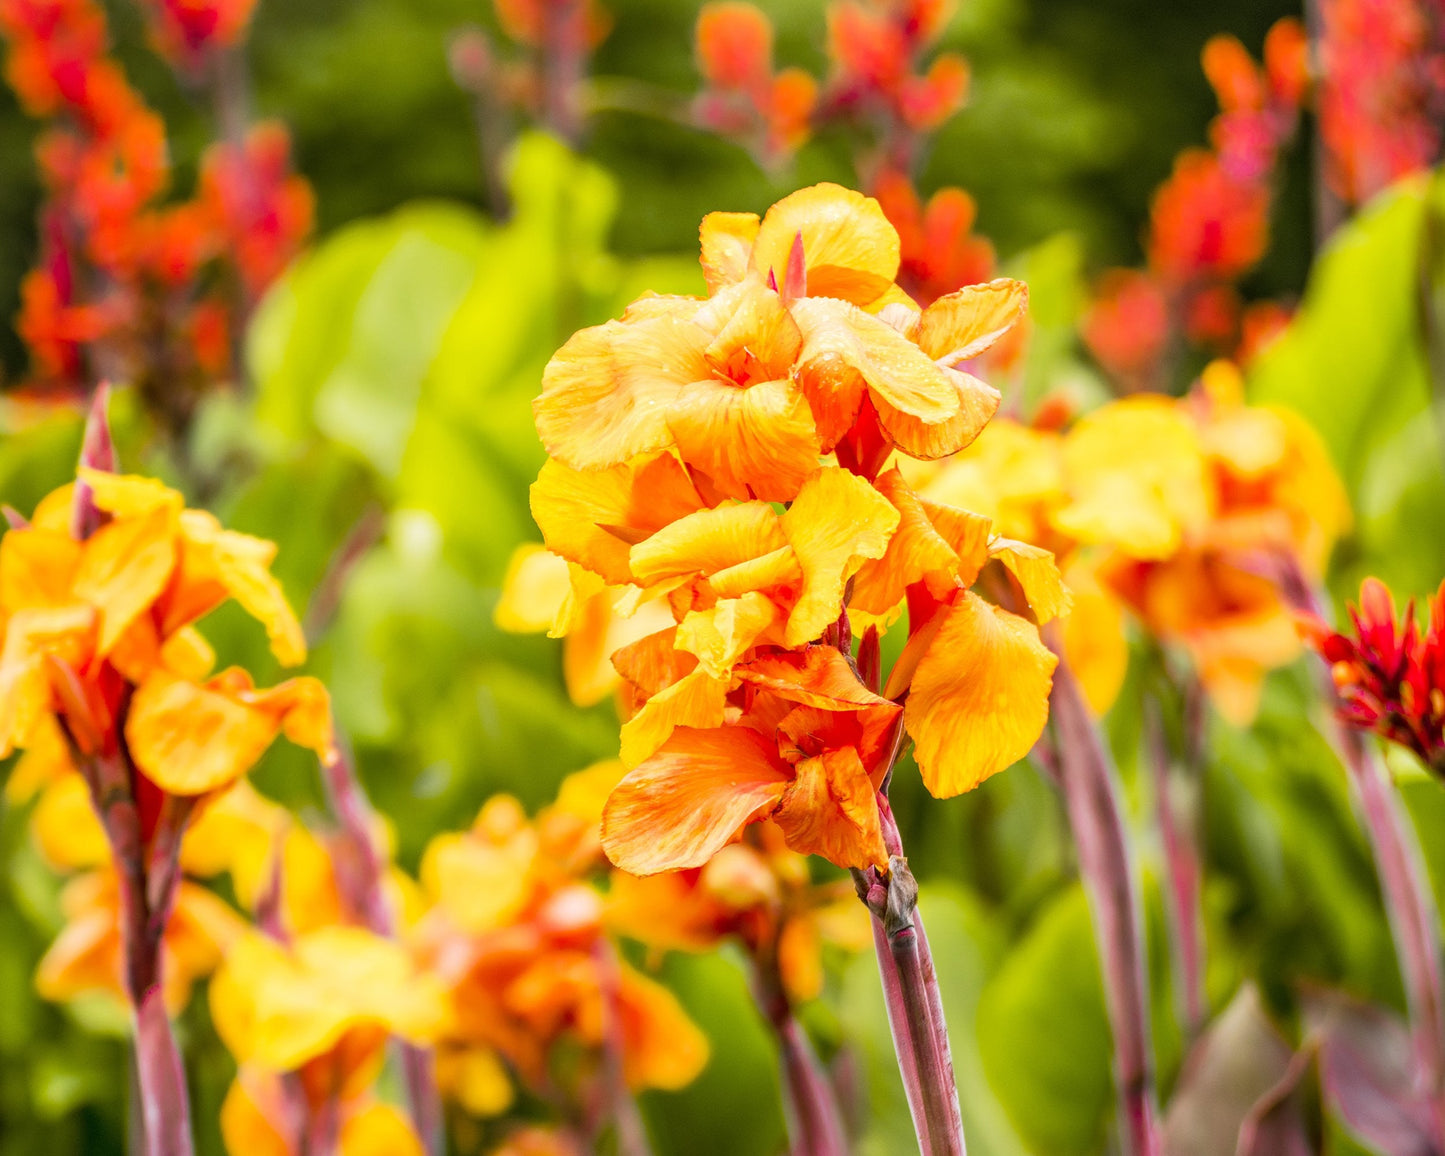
[904,591,1057,797]
[750,184,900,306]
[494,545,571,634]
[531,453,705,585]
[871,366,1000,459]
[630,501,785,585]
[602,725,791,874]
[914,278,1028,363]
[72,505,178,657]
[617,964,711,1090]
[736,644,893,711]
[773,747,887,871]
[792,296,959,424]
[780,468,899,646]
[0,527,82,609]
[851,468,973,614]
[676,592,781,678]
[699,210,761,293]
[988,536,1072,624]
[618,666,730,767]
[76,469,184,518]
[666,376,821,503]
[533,308,709,470]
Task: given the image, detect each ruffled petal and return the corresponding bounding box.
[699,210,761,293]
[750,184,900,306]
[988,537,1072,624]
[780,468,898,646]
[904,592,1057,797]
[851,468,970,614]
[72,505,178,656]
[871,366,1000,459]
[773,747,887,870]
[792,297,959,424]
[736,644,893,711]
[534,308,710,469]
[676,592,782,678]
[531,453,705,585]
[602,726,791,873]
[630,501,785,585]
[666,376,821,503]
[618,666,730,767]
[913,278,1028,363]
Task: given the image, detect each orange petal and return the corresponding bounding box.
[1059,559,1129,716]
[612,626,697,699]
[531,453,705,585]
[851,467,967,614]
[676,592,781,678]
[0,527,82,609]
[166,511,305,667]
[903,591,1057,797]
[618,666,730,767]
[630,501,785,585]
[694,273,802,378]
[780,467,899,646]
[988,537,1072,624]
[918,498,992,582]
[707,545,803,599]
[72,505,178,657]
[750,184,900,306]
[736,644,894,711]
[602,726,791,873]
[32,773,108,870]
[666,376,821,503]
[534,307,709,470]
[792,296,959,425]
[617,963,711,1090]
[0,604,95,757]
[219,1071,293,1156]
[75,469,184,518]
[914,278,1028,364]
[339,1102,426,1156]
[871,366,1000,459]
[773,747,887,870]
[699,210,761,294]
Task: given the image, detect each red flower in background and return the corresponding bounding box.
[1306,578,1445,778]
[873,168,994,307]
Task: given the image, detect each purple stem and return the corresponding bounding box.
[1043,635,1162,1156]
[1279,563,1445,1144]
[319,740,443,1154]
[857,795,967,1156]
[750,960,849,1156]
[1145,698,1207,1037]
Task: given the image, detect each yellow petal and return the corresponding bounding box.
[988,537,1072,624]
[168,510,305,667]
[676,592,781,678]
[750,183,900,306]
[914,278,1028,363]
[0,604,95,757]
[438,1045,514,1118]
[534,308,709,470]
[1059,560,1129,716]
[602,726,791,873]
[699,210,761,294]
[219,1071,292,1156]
[780,468,899,646]
[667,376,821,503]
[773,748,887,870]
[531,453,705,586]
[707,546,803,600]
[792,297,959,424]
[904,592,1057,797]
[0,527,82,609]
[339,1103,425,1156]
[630,501,785,585]
[618,666,729,767]
[72,505,178,657]
[32,773,108,870]
[871,366,1000,459]
[495,545,571,633]
[75,469,184,518]
[851,468,974,615]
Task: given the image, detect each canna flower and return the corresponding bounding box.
[413,793,709,1107]
[1081,269,1171,391]
[211,926,445,1156]
[523,184,1060,889]
[693,2,819,164]
[37,866,246,1012]
[137,0,260,72]
[0,468,334,798]
[1304,577,1445,777]
[873,169,996,309]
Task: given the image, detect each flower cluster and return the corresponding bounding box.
[1305,577,1445,777]
[1083,20,1307,390]
[691,0,968,175]
[525,183,1061,880]
[1316,0,1445,206]
[0,0,311,432]
[912,360,1350,722]
[135,0,259,74]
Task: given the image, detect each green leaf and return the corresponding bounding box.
[976,883,1112,1156]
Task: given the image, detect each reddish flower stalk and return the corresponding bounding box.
[319,742,442,1155]
[1287,569,1445,1145]
[1145,689,1207,1038]
[750,951,849,1156]
[855,791,966,1156]
[1042,633,1162,1156]
[588,938,653,1156]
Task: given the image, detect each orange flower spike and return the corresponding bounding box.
[696,1,773,92]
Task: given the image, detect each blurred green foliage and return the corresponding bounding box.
[2,1,1445,1153]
